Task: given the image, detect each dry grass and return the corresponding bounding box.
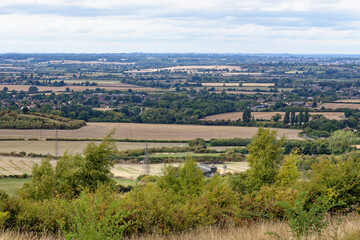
[201,112,345,121]
[0,230,62,240]
[0,123,302,140]
[316,103,360,110]
[127,214,360,240]
[0,214,359,240]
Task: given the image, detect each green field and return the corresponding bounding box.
[0,178,30,195]
[0,177,137,195]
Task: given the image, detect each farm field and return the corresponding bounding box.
[125,65,243,74]
[0,178,30,195]
[201,111,345,121]
[0,122,303,140]
[0,83,159,92]
[111,162,249,179]
[335,99,360,103]
[0,177,136,195]
[316,103,360,110]
[0,141,186,156]
[201,83,274,87]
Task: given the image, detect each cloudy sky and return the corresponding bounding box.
[1,0,360,53]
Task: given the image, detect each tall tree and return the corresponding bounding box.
[242,107,251,123]
[304,109,310,123]
[247,127,284,189]
[284,110,290,124]
[290,110,296,125]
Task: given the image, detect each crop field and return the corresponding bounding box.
[0,178,30,195]
[201,111,345,121]
[0,122,302,140]
[201,83,242,87]
[335,99,360,103]
[0,83,159,92]
[0,141,186,156]
[316,103,360,110]
[0,156,56,176]
[201,83,274,87]
[242,83,275,87]
[112,162,249,179]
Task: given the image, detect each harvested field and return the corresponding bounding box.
[0,84,159,92]
[335,99,360,103]
[201,111,345,121]
[0,156,56,176]
[222,72,264,76]
[112,162,248,179]
[316,103,360,110]
[0,141,186,156]
[242,83,275,87]
[0,123,302,140]
[224,91,271,95]
[0,155,248,181]
[202,83,241,87]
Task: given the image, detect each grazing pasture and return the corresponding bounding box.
[0,122,302,140]
[201,111,345,121]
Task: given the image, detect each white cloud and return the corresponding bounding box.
[0,0,360,53]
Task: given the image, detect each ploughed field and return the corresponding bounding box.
[0,122,302,140]
[201,111,345,121]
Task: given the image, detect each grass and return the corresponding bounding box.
[0,178,30,195]
[0,177,136,196]
[112,178,137,186]
[127,214,360,240]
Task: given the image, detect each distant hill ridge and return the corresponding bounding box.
[0,110,86,129]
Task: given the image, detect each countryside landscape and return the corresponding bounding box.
[2,0,360,239]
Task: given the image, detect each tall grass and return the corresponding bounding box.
[127,214,360,240]
[1,214,360,240]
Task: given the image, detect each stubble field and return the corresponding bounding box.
[0,122,302,140]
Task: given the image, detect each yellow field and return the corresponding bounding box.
[0,155,248,180]
[201,111,345,121]
[201,83,241,87]
[335,99,360,103]
[0,122,302,140]
[242,83,275,87]
[316,103,360,110]
[0,141,186,156]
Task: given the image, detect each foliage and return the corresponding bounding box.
[247,127,284,189]
[278,192,332,238]
[328,130,358,154]
[276,149,301,186]
[21,131,117,200]
[60,190,133,240]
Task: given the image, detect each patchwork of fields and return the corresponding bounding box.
[0,122,302,140]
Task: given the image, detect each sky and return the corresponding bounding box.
[1,0,360,54]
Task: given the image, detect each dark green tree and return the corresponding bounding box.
[284,110,290,124]
[242,107,251,123]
